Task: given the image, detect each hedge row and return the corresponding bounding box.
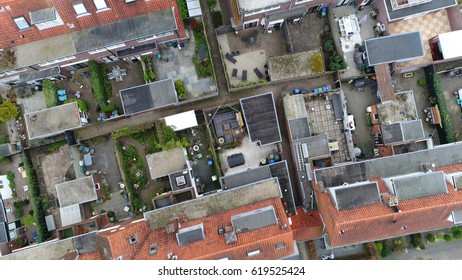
[89,61,111,107]
[23,151,50,243]
[42,80,57,107]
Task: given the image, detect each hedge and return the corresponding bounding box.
[23,151,50,242]
[444,234,453,242]
[42,80,57,107]
[427,234,435,243]
[101,104,118,113]
[174,79,188,100]
[65,99,89,113]
[89,60,109,107]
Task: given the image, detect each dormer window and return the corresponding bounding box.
[29,8,63,30]
[149,244,158,256]
[73,2,89,16]
[93,0,109,11]
[128,235,137,244]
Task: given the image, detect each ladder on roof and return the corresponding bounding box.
[296,143,305,171]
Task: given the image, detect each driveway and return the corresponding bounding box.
[342,79,379,159]
[87,136,129,219]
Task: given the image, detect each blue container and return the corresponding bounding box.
[208,160,213,166]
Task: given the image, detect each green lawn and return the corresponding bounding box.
[62,228,75,239]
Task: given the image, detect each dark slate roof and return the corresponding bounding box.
[73,9,177,52]
[288,118,311,140]
[176,224,205,247]
[29,8,56,24]
[329,93,343,120]
[231,206,277,233]
[0,222,7,244]
[120,79,178,115]
[240,92,282,145]
[0,199,6,223]
[116,42,157,58]
[221,165,272,190]
[365,32,424,66]
[0,144,11,157]
[168,170,192,192]
[266,6,307,22]
[19,66,61,83]
[328,182,381,210]
[73,232,98,254]
[381,123,404,144]
[227,153,246,168]
[268,161,296,215]
[392,171,447,200]
[385,0,457,21]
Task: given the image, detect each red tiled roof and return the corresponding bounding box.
[290,208,323,242]
[134,198,293,260]
[314,164,462,247]
[97,218,151,260]
[375,64,395,101]
[78,251,103,260]
[0,0,186,49]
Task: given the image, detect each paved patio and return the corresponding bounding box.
[218,28,287,86]
[330,5,377,80]
[219,135,278,176]
[154,32,217,98]
[388,9,452,69]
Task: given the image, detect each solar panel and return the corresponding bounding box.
[231,206,277,233]
[328,182,381,210]
[176,224,205,247]
[392,171,447,200]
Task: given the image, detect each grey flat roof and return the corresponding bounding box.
[314,142,462,188]
[60,204,82,227]
[231,206,277,233]
[169,170,192,192]
[0,232,96,260]
[385,0,457,21]
[45,215,56,231]
[453,209,462,224]
[266,6,306,22]
[365,32,424,66]
[73,9,177,52]
[120,79,178,115]
[55,176,97,208]
[19,66,61,83]
[381,120,425,144]
[24,102,82,140]
[401,119,425,141]
[221,166,272,190]
[328,182,381,210]
[294,134,330,159]
[283,94,308,120]
[176,224,204,247]
[240,92,282,145]
[392,171,447,200]
[220,161,296,215]
[144,178,281,230]
[289,118,311,140]
[146,148,186,179]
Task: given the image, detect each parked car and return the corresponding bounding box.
[353,79,366,88]
[446,69,462,78]
[79,145,95,154]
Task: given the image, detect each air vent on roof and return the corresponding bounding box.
[381,193,399,207]
[225,230,237,244]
